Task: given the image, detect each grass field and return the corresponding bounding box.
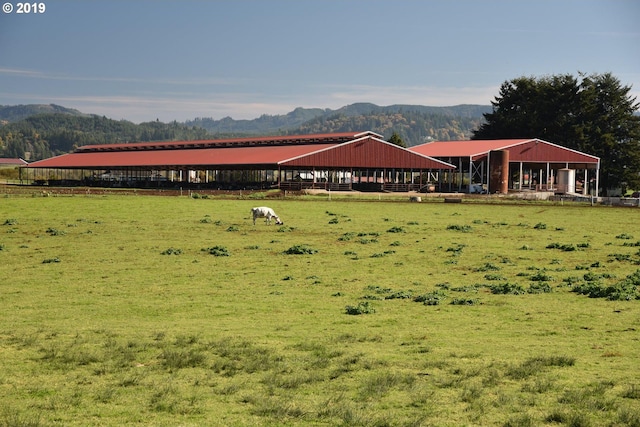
[1,193,639,426]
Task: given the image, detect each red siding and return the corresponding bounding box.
[503,140,598,163]
[281,137,454,169]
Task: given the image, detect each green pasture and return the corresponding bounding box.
[1,193,639,426]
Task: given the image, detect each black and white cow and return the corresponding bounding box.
[251,206,283,225]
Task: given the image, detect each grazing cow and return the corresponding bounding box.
[251,206,283,225]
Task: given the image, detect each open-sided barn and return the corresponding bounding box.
[25,131,455,192]
[409,138,600,195]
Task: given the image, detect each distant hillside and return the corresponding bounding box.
[0,104,86,124]
[0,113,210,161]
[289,104,490,145]
[186,103,491,145]
[185,107,330,135]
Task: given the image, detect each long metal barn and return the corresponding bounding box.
[24,131,600,194]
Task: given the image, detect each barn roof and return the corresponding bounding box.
[0,158,28,166]
[26,131,454,171]
[75,131,380,153]
[28,144,338,169]
[409,139,599,164]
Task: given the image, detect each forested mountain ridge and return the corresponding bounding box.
[0,103,490,160]
[185,107,331,135]
[186,103,490,143]
[288,108,486,144]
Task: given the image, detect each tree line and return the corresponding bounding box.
[0,114,210,160]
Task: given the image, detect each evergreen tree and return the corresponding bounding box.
[575,73,640,191]
[473,73,640,192]
[388,131,407,148]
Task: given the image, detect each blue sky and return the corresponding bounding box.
[1,0,638,123]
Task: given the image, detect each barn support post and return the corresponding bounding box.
[595,160,600,197]
[486,152,491,193]
[467,157,473,193]
[546,163,551,190]
[518,162,523,190]
[458,157,463,192]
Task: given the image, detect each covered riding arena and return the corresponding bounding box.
[24,131,455,192]
[410,139,600,195]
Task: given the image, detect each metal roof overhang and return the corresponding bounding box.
[27,144,338,170]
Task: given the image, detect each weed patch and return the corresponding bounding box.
[284,244,318,255]
[571,271,640,300]
[202,246,230,256]
[161,248,182,255]
[528,282,552,294]
[450,298,480,305]
[338,232,355,241]
[345,301,375,315]
[45,227,65,236]
[489,282,525,295]
[386,226,405,233]
[475,262,501,272]
[546,242,577,251]
[530,271,553,281]
[447,224,473,232]
[384,290,412,300]
[414,290,448,305]
[616,233,634,240]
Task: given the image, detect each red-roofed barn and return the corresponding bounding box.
[25,131,455,192]
[24,133,599,194]
[410,139,600,195]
